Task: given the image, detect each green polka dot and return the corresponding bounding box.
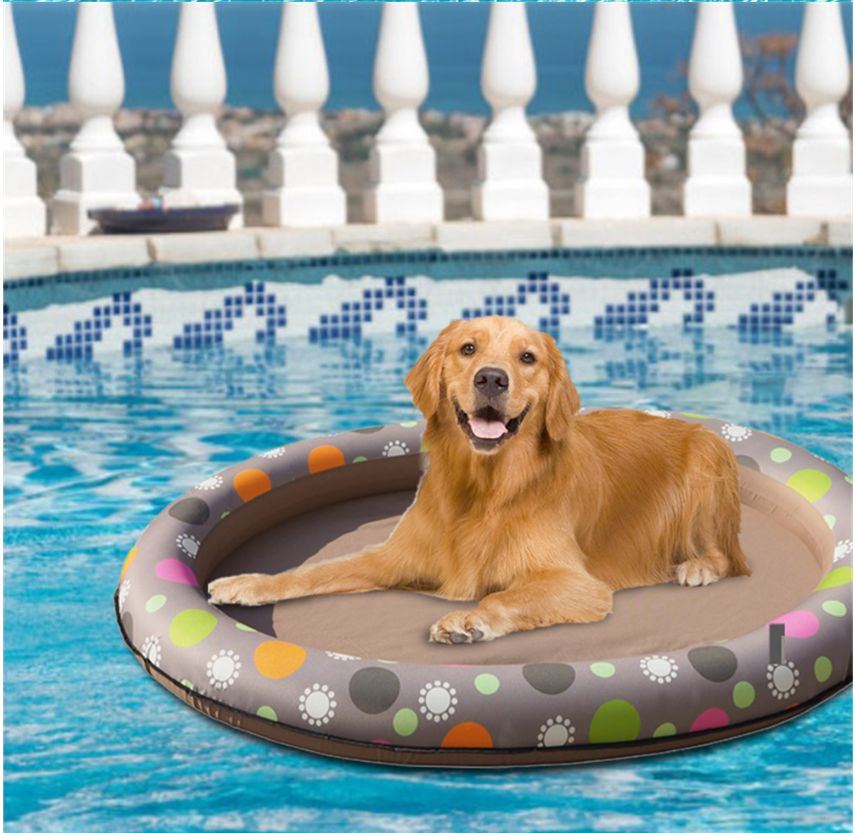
[653,722,676,738]
[220,511,230,519]
[589,700,641,744]
[420,439,429,453]
[352,456,368,463]
[824,515,837,529]
[235,622,256,632]
[145,594,166,613]
[181,679,194,690]
[170,609,218,647]
[786,469,832,504]
[733,681,755,709]
[474,673,500,695]
[680,413,710,419]
[816,567,853,592]
[845,476,853,485]
[257,706,277,721]
[590,662,616,679]
[400,421,418,428]
[822,600,847,617]
[770,448,792,463]
[377,659,398,664]
[815,656,833,683]
[393,708,418,737]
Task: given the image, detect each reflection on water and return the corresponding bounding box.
[4,328,852,833]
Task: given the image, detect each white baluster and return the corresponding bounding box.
[577,2,650,219]
[51,4,138,235]
[684,3,751,217]
[263,3,345,227]
[473,2,548,222]
[4,5,45,238]
[364,3,443,224]
[161,4,242,227]
[787,2,852,218]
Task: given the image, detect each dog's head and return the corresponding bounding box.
[405,317,580,453]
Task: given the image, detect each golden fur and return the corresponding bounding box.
[209,316,751,644]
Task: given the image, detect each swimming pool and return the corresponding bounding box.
[4,322,851,831]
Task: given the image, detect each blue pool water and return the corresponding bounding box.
[4,327,852,832]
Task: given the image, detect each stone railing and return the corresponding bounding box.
[4,2,852,240]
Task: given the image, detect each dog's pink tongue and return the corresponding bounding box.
[469,416,508,440]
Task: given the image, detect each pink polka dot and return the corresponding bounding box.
[691,708,729,732]
[155,559,198,586]
[767,611,820,639]
[372,739,392,745]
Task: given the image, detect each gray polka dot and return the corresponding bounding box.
[122,611,133,643]
[352,426,385,435]
[688,646,738,682]
[168,497,210,525]
[736,455,760,471]
[349,667,400,714]
[522,663,575,694]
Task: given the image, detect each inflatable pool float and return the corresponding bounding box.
[115,411,852,766]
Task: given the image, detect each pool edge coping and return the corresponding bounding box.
[5,217,853,281]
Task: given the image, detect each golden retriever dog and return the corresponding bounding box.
[209,316,751,644]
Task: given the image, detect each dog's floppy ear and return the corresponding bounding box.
[544,335,580,441]
[406,321,461,419]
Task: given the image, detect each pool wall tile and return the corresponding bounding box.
[3,266,843,364]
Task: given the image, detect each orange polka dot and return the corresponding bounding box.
[308,445,346,474]
[441,722,493,749]
[254,641,307,679]
[120,546,137,581]
[233,469,272,502]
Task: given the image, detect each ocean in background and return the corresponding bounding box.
[12,2,854,117]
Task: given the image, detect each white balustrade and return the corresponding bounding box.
[787,2,852,218]
[4,5,45,238]
[684,3,752,217]
[51,4,138,236]
[162,3,243,227]
[364,3,442,224]
[7,3,854,238]
[263,3,345,227]
[577,1,649,219]
[473,2,548,222]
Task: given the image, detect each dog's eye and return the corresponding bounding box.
[460,343,476,356]
[521,351,536,364]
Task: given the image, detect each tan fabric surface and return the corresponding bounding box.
[208,468,834,665]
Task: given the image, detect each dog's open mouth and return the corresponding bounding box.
[454,401,529,450]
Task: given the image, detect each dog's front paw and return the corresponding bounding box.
[208,574,273,607]
[429,610,503,645]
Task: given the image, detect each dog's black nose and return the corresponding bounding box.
[474,366,509,397]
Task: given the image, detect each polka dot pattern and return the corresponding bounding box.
[688,646,738,682]
[168,497,210,525]
[349,668,400,714]
[767,611,819,639]
[786,469,832,503]
[441,722,492,749]
[233,469,272,503]
[308,445,345,474]
[589,700,641,744]
[170,609,217,648]
[522,663,575,694]
[116,413,851,762]
[691,708,729,732]
[155,559,198,587]
[254,641,306,679]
